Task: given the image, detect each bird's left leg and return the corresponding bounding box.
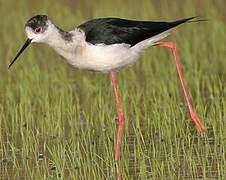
[110,71,125,179]
[156,41,205,136]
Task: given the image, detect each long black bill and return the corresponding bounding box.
[8,38,32,69]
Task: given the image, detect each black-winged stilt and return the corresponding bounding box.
[9,15,205,177]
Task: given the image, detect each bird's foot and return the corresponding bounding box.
[190,111,205,137]
[115,161,123,180]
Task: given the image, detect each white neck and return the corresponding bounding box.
[44,24,85,60]
[45,24,71,48]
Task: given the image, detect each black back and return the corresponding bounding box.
[78,17,195,46]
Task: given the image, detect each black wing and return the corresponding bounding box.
[78,17,197,46]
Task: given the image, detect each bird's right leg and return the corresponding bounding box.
[156,41,205,136]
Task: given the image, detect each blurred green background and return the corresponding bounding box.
[1,0,226,179]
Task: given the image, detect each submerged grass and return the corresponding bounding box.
[1,0,226,179]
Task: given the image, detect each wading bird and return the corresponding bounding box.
[9,15,205,177]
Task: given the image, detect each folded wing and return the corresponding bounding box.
[78,17,197,46]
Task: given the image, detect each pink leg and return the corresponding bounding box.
[156,41,205,136]
[110,71,125,179]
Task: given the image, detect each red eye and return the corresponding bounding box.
[34,27,42,33]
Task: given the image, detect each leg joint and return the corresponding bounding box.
[157,41,177,50]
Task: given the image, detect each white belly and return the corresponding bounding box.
[67,43,140,72]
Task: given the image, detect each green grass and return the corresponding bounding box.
[1,0,226,179]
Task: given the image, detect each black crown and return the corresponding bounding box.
[25,15,48,30]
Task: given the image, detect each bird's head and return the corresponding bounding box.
[9,15,52,68]
[25,15,50,43]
